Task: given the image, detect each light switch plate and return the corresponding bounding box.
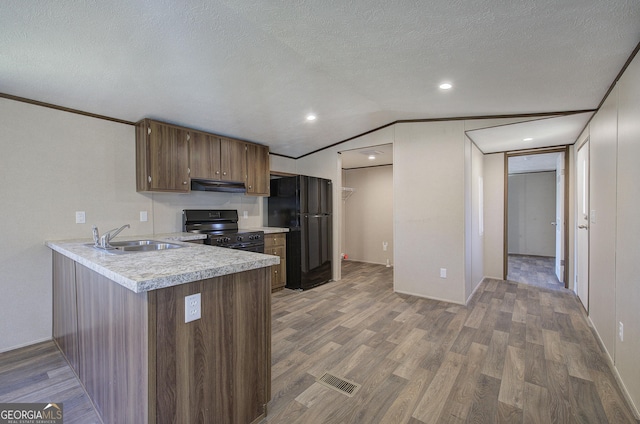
[140,211,148,222]
[75,211,86,224]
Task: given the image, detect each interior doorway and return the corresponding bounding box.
[338,144,393,270]
[505,147,569,289]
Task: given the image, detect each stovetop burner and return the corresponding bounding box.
[182,209,264,253]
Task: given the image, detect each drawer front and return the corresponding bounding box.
[268,245,285,258]
[264,233,285,248]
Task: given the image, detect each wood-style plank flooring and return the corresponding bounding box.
[507,254,564,290]
[0,341,100,423]
[266,261,638,423]
[0,261,637,423]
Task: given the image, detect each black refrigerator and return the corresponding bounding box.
[268,175,332,290]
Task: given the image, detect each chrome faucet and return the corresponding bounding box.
[94,224,130,249]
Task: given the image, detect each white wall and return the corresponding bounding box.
[269,154,298,175]
[577,51,640,414]
[394,121,466,303]
[343,166,393,265]
[469,141,484,301]
[295,118,528,304]
[588,87,618,358]
[507,172,556,257]
[0,97,262,352]
[614,52,640,413]
[483,153,505,279]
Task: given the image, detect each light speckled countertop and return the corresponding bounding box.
[46,232,279,293]
[245,227,289,234]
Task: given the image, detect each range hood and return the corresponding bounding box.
[190,179,246,193]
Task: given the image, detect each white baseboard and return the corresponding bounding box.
[392,288,465,306]
[0,337,51,354]
[587,316,640,420]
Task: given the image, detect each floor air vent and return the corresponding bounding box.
[316,372,361,397]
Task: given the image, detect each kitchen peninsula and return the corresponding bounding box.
[46,234,279,424]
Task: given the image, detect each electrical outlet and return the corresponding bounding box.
[619,321,624,342]
[243,210,248,219]
[75,211,86,224]
[185,293,201,323]
[382,241,388,251]
[140,211,148,222]
[440,268,447,278]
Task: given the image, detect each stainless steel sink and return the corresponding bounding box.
[89,240,184,253]
[116,242,183,252]
[109,240,161,247]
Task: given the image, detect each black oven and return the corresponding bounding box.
[183,209,264,253]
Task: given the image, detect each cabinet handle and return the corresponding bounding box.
[215,171,220,175]
[223,171,227,176]
[249,185,252,189]
[147,127,151,135]
[183,181,188,185]
[148,176,152,183]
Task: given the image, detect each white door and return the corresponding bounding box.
[576,141,589,311]
[554,153,565,283]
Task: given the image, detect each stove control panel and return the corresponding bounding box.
[208,232,264,247]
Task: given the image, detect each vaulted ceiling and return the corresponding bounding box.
[1,0,638,158]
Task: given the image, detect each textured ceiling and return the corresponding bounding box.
[508,152,563,174]
[1,0,639,157]
[341,144,393,169]
[465,112,594,154]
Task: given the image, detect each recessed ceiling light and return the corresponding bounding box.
[523,137,533,141]
[306,114,317,121]
[368,155,376,160]
[439,83,453,90]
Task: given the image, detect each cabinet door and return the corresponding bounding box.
[148,121,190,192]
[269,246,286,291]
[190,131,221,180]
[220,138,246,182]
[267,235,286,291]
[246,143,270,196]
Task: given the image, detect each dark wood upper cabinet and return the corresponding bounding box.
[189,131,221,180]
[136,118,270,195]
[246,143,270,196]
[136,119,190,193]
[220,137,247,183]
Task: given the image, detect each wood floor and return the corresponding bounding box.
[0,261,637,423]
[266,261,637,423]
[507,254,565,290]
[0,341,101,423]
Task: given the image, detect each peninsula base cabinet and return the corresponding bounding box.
[264,233,286,292]
[52,252,271,424]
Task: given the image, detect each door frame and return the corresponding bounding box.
[575,138,590,310]
[503,146,570,287]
